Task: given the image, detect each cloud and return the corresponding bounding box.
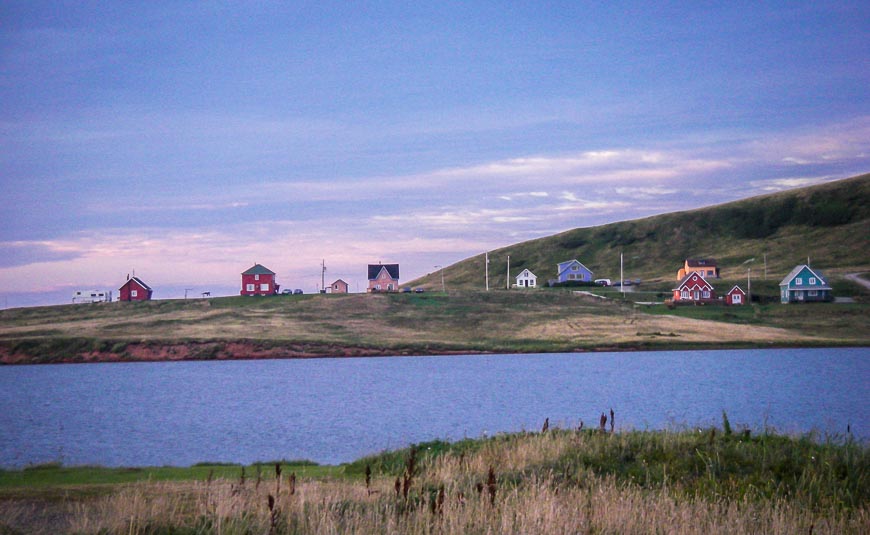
[748,116,870,166]
[748,175,842,192]
[614,186,679,199]
[0,242,84,268]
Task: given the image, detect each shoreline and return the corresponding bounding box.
[1,338,865,366]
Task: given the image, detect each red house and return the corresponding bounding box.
[119,276,153,301]
[673,272,716,304]
[241,264,279,296]
[725,285,747,305]
[330,279,349,294]
[367,263,399,292]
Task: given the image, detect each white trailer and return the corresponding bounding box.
[72,290,112,303]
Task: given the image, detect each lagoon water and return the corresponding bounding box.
[0,348,867,468]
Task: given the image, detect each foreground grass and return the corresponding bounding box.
[1,426,867,534]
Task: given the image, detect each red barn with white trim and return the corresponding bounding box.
[241,264,279,296]
[725,285,747,305]
[119,276,153,301]
[672,272,716,303]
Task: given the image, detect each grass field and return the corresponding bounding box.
[1,285,868,364]
[1,425,866,534]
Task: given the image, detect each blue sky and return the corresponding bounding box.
[1,1,869,305]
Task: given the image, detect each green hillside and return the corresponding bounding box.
[410,173,870,290]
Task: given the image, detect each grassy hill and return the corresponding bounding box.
[1,174,868,364]
[409,173,870,290]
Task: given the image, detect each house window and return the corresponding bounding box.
[131,290,138,298]
[572,266,578,270]
[808,290,818,297]
[708,270,714,276]
[795,278,803,285]
[809,277,816,285]
[260,283,269,292]
[702,291,710,298]
[733,294,742,303]
[681,290,689,299]
[255,274,260,281]
[246,284,255,292]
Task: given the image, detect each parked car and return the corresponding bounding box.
[293,289,303,295]
[414,288,425,293]
[594,279,612,286]
[402,287,412,293]
[281,289,293,295]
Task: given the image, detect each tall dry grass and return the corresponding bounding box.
[6,429,867,534]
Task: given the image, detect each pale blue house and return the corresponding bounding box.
[779,265,833,303]
[556,259,593,283]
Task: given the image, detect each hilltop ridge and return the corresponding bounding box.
[409,173,870,289]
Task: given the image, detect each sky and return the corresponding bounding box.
[1,1,869,306]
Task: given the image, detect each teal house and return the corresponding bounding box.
[779,265,832,303]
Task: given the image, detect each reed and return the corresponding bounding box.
[6,427,868,534]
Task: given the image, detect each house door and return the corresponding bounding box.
[797,291,804,301]
[693,291,700,300]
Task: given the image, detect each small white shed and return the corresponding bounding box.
[515,269,537,288]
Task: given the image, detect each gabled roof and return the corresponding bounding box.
[779,265,831,288]
[516,268,536,278]
[727,285,746,295]
[331,279,348,286]
[686,258,717,267]
[368,263,399,280]
[242,263,275,276]
[119,276,151,291]
[674,272,714,291]
[557,259,593,277]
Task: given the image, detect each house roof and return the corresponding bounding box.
[119,276,151,291]
[674,272,714,291]
[727,285,745,295]
[242,263,275,276]
[686,258,717,267]
[778,265,831,289]
[516,268,536,278]
[368,263,399,280]
[331,279,348,286]
[557,259,592,277]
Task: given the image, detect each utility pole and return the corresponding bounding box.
[620,252,624,297]
[434,265,445,293]
[763,253,767,280]
[485,252,490,291]
[321,259,327,293]
[506,255,510,290]
[747,267,752,304]
[184,288,192,299]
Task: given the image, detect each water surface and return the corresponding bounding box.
[0,348,866,468]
